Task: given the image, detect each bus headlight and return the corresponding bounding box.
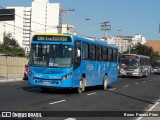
[28,71,34,79]
[62,73,72,81]
[154,69,157,72]
[120,68,125,73]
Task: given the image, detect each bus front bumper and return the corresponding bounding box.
[120,70,140,77]
[28,76,73,88]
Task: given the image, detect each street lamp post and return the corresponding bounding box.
[62,9,75,33]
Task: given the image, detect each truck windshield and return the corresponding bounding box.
[121,58,139,69]
[29,44,73,68]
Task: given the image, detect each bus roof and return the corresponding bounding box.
[32,33,118,49]
[74,36,118,49]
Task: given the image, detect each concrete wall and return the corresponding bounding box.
[0,56,28,77]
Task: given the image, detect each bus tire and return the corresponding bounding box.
[103,75,108,90]
[139,72,142,78]
[77,77,86,94]
[144,71,148,77]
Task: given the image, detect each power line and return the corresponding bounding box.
[100,21,111,40]
[0,5,59,28]
[1,21,38,33]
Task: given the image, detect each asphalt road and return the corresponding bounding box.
[0,73,160,120]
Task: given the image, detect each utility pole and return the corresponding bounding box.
[123,37,133,54]
[100,21,111,41]
[62,9,75,33]
[128,39,131,54]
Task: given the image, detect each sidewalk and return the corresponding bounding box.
[0,74,24,83]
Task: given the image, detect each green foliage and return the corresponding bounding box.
[0,33,25,57]
[123,43,160,66]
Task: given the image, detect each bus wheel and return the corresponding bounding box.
[103,75,108,90]
[144,71,148,77]
[77,77,86,94]
[139,72,142,78]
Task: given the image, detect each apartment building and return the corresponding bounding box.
[109,34,146,53]
[0,22,5,43]
[4,0,62,52]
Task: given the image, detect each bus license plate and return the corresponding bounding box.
[43,81,50,84]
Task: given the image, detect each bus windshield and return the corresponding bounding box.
[121,58,139,69]
[29,44,73,68]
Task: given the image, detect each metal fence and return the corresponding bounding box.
[0,56,28,79]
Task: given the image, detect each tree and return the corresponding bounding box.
[3,33,20,48]
[0,33,25,56]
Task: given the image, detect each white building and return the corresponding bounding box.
[31,0,62,35]
[132,34,146,45]
[61,24,77,35]
[0,22,5,44]
[4,0,62,52]
[5,7,31,48]
[111,34,146,53]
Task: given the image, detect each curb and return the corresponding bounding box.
[0,78,23,83]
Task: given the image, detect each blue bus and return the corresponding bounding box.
[28,33,118,93]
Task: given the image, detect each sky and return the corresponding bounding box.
[1,0,160,40]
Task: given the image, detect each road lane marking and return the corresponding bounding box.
[148,100,160,111]
[109,88,117,91]
[143,81,146,83]
[134,83,139,85]
[136,99,160,120]
[87,92,97,96]
[149,80,152,82]
[124,85,129,87]
[49,100,66,105]
[64,118,76,120]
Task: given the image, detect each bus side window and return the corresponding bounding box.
[89,44,96,60]
[108,48,113,62]
[102,47,107,61]
[82,42,89,60]
[74,40,81,69]
[96,46,102,61]
[113,49,118,62]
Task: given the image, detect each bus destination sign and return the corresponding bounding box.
[123,55,139,59]
[33,35,72,42]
